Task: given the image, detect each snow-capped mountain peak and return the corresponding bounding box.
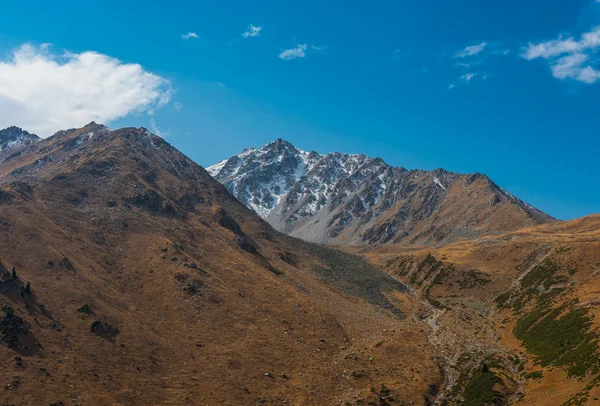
[208,139,554,245]
[207,139,325,217]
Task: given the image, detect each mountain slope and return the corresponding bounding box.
[208,139,554,245]
[0,124,440,405]
[360,214,600,405]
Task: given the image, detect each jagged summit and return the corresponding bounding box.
[208,139,554,245]
[269,137,295,149]
[0,126,40,153]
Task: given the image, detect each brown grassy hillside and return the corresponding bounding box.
[0,124,441,405]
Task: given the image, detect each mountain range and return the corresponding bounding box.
[208,139,554,245]
[0,123,598,405]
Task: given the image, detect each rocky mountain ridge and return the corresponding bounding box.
[209,139,554,245]
[0,126,41,160]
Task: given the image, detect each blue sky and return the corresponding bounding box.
[1,0,599,220]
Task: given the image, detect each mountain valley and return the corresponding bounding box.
[355,215,600,405]
[209,138,600,405]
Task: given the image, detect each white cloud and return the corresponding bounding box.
[311,44,329,52]
[0,44,172,137]
[577,66,600,83]
[449,72,484,89]
[149,117,164,137]
[460,73,476,82]
[279,44,308,60]
[391,48,413,62]
[450,42,506,83]
[173,102,183,111]
[182,32,200,40]
[454,42,488,58]
[522,26,600,83]
[454,41,507,59]
[242,25,262,38]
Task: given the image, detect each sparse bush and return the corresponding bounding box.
[461,367,505,406]
[77,304,93,314]
[524,370,544,380]
[494,292,511,308]
[90,321,119,340]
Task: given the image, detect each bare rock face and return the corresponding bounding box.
[0,126,40,149]
[208,140,554,245]
[90,321,119,340]
[0,308,28,350]
[0,126,40,161]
